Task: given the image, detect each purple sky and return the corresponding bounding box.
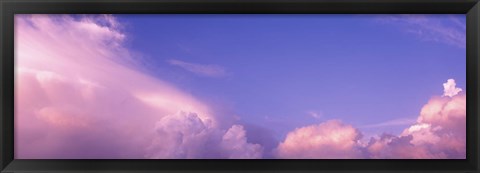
[14,14,466,159]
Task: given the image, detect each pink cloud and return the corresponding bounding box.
[403,92,466,158]
[366,90,466,159]
[15,15,260,159]
[417,94,466,130]
[275,79,465,159]
[275,120,364,159]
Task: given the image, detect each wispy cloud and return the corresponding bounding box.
[168,59,227,78]
[306,110,322,120]
[359,118,417,128]
[378,15,466,48]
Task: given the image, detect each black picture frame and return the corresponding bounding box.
[1,0,479,172]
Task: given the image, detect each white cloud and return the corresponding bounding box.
[443,79,462,97]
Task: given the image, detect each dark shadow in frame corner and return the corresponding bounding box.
[467,1,480,172]
[1,0,16,172]
[1,0,480,173]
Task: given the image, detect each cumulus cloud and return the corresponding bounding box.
[275,120,364,159]
[220,125,263,159]
[365,134,444,159]
[14,15,260,159]
[409,93,465,157]
[275,79,466,159]
[145,111,213,159]
[443,79,462,97]
[168,59,227,78]
[366,79,465,159]
[146,111,262,159]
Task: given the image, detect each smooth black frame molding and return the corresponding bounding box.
[1,0,479,172]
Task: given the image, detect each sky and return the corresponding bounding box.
[14,14,466,159]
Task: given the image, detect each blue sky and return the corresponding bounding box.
[115,14,466,141]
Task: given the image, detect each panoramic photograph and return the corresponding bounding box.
[14,14,466,159]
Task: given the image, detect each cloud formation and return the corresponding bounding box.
[365,134,441,159]
[367,91,466,159]
[15,15,260,159]
[360,118,416,128]
[306,111,322,120]
[168,59,227,78]
[275,120,364,159]
[276,79,465,159]
[443,79,462,97]
[15,14,465,159]
[145,111,262,159]
[220,125,264,159]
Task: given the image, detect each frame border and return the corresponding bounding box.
[1,0,479,172]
